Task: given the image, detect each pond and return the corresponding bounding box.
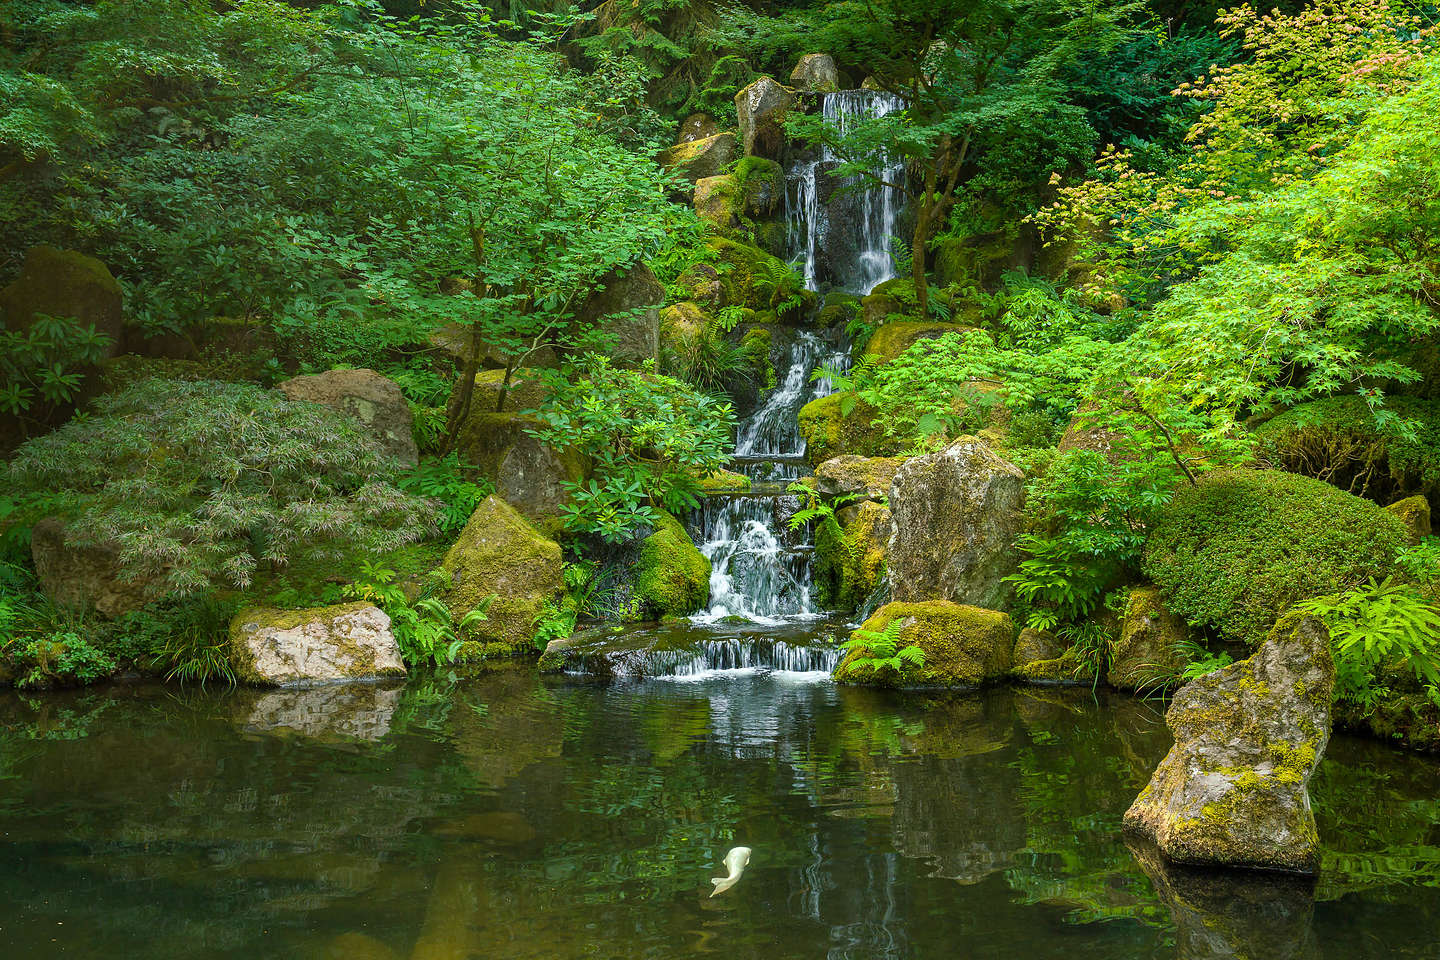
[1,659,1438,959]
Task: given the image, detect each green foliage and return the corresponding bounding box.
[1397,539,1440,586]
[118,596,240,687]
[1297,579,1440,710]
[839,620,925,677]
[1254,396,1440,503]
[14,633,115,690]
[1177,641,1234,683]
[1143,469,1409,647]
[0,313,113,433]
[7,379,436,600]
[345,561,491,668]
[397,454,493,536]
[1008,449,1176,631]
[528,357,734,542]
[784,483,861,532]
[664,315,752,395]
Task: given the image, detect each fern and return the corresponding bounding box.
[1296,578,1440,709]
[841,620,925,676]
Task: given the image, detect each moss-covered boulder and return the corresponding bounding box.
[931,231,1022,291]
[441,496,564,654]
[706,237,814,318]
[833,600,1014,687]
[228,602,407,687]
[446,368,550,418]
[1109,586,1190,693]
[1386,494,1432,544]
[1254,395,1440,503]
[658,131,737,194]
[1123,613,1335,874]
[696,468,751,494]
[632,511,711,618]
[797,393,903,465]
[677,113,719,143]
[277,368,418,467]
[1143,469,1406,647]
[887,437,1025,610]
[1009,626,1099,684]
[0,245,123,354]
[862,321,967,366]
[449,411,585,534]
[814,501,891,610]
[813,454,907,501]
[734,76,792,159]
[816,291,859,330]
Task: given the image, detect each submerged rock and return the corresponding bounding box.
[277,367,418,466]
[1109,586,1190,692]
[441,496,564,655]
[886,437,1025,610]
[229,602,407,687]
[1123,612,1335,874]
[833,600,1013,687]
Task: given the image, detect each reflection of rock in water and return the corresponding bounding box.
[239,683,403,741]
[891,755,1025,883]
[432,810,537,846]
[451,669,563,788]
[1128,837,1318,960]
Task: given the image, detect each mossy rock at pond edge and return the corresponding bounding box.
[631,511,711,619]
[228,602,406,687]
[834,600,1014,688]
[441,496,564,656]
[1142,469,1406,647]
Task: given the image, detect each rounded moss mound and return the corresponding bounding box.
[796,393,903,466]
[633,511,711,618]
[1142,469,1406,647]
[1254,395,1440,503]
[833,600,1013,688]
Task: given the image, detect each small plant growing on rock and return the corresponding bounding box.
[840,621,925,677]
[345,563,490,669]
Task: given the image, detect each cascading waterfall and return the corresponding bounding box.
[787,90,908,295]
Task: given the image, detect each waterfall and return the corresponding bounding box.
[735,332,848,465]
[786,90,908,294]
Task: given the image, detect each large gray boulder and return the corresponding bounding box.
[790,53,841,92]
[576,263,664,364]
[734,76,793,159]
[886,437,1024,610]
[277,368,418,467]
[814,454,907,501]
[658,132,737,195]
[229,602,407,687]
[1124,612,1335,874]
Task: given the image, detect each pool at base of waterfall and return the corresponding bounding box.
[2,675,1439,959]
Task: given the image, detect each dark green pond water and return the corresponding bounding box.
[1,669,1438,959]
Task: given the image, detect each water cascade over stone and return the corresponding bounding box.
[786,90,908,293]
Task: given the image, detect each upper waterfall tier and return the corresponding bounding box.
[786,89,907,294]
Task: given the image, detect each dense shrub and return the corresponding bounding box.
[7,379,436,599]
[1253,396,1440,505]
[1142,469,1407,646]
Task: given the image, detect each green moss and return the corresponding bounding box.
[696,468,751,493]
[816,292,859,330]
[862,321,968,366]
[812,502,889,611]
[833,600,1014,688]
[1108,586,1190,692]
[1254,395,1440,503]
[1385,494,1432,544]
[796,392,904,466]
[632,510,711,618]
[441,495,563,655]
[737,326,774,388]
[1143,469,1406,647]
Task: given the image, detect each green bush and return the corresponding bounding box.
[1143,469,1407,646]
[7,379,437,600]
[1254,396,1440,504]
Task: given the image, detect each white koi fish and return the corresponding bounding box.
[709,846,752,897]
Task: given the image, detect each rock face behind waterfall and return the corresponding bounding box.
[886,437,1024,610]
[1124,612,1335,874]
